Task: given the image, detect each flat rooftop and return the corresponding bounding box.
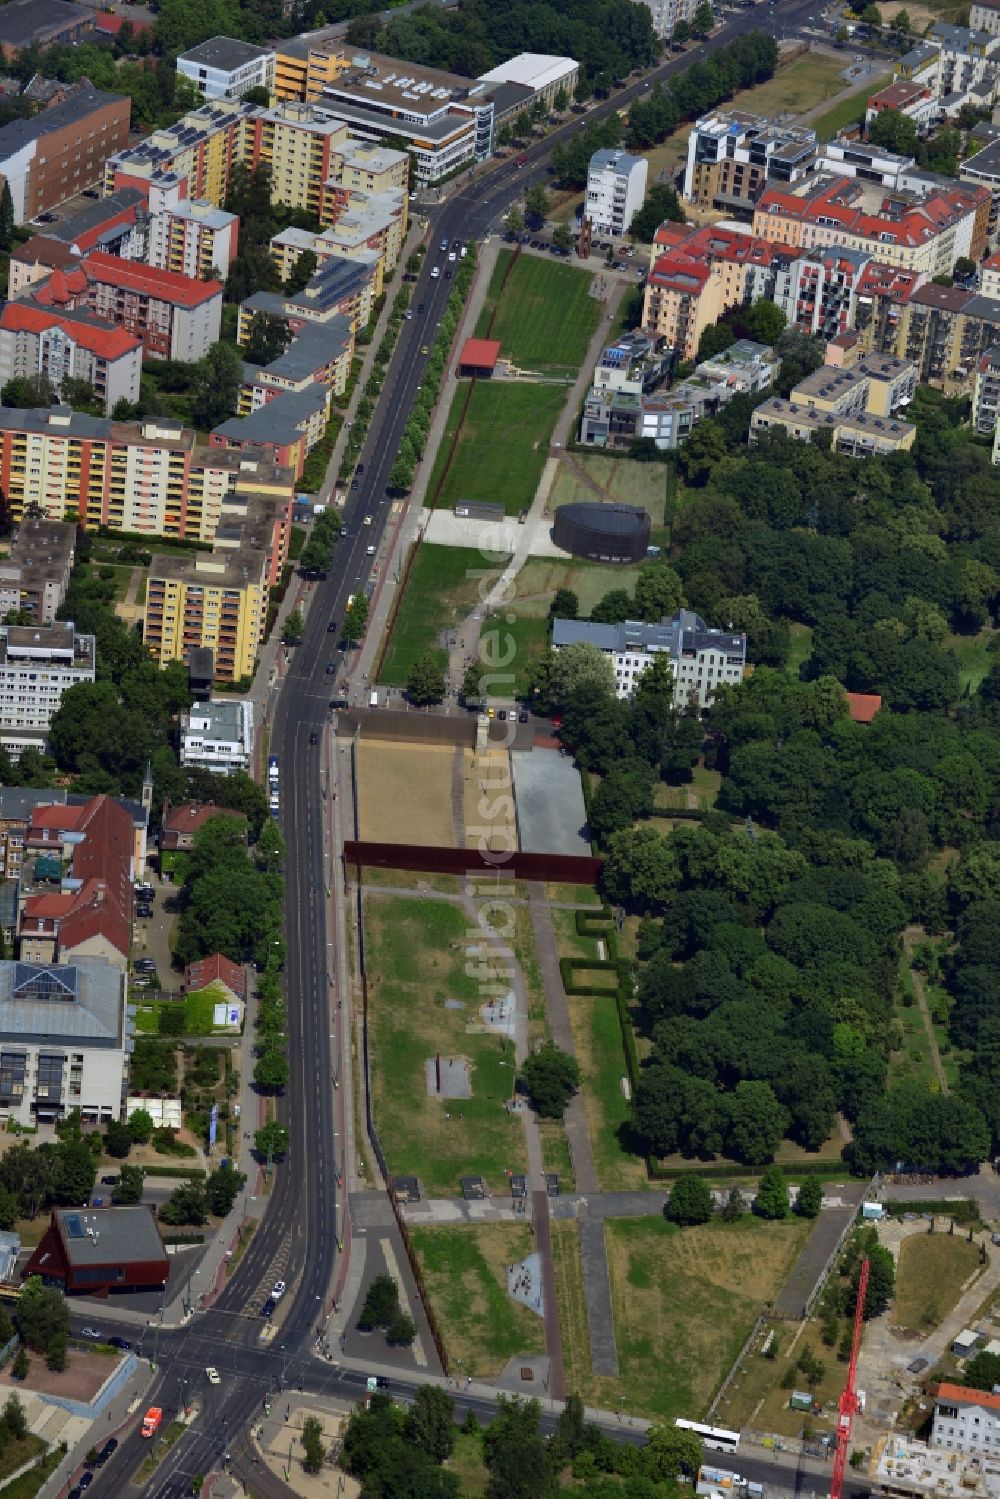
[179,35,273,71]
[322,47,487,115]
[874,1437,1000,1499]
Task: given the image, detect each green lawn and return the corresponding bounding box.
[379,544,507,686]
[603,1216,813,1419]
[785,622,814,680]
[504,612,551,697]
[409,1223,545,1376]
[428,382,566,515]
[947,629,996,692]
[473,251,602,375]
[511,556,641,616]
[365,895,526,1193]
[569,994,647,1190]
[132,987,235,1037]
[811,74,891,140]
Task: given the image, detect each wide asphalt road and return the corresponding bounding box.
[84,5,836,1493]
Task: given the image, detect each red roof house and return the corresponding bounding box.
[458,337,501,376]
[846,691,883,724]
[185,953,247,1001]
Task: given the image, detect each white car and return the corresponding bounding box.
[366,544,376,556]
[448,251,456,262]
[430,267,440,279]
[363,515,372,525]
[271,1280,287,1301]
[81,1327,102,1340]
[206,1367,221,1385]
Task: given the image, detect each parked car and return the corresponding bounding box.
[81,1328,102,1340]
[136,904,152,918]
[108,1336,131,1350]
[95,1439,117,1465]
[272,1280,287,1300]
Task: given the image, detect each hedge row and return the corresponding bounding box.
[141,1165,206,1180]
[559,955,620,996]
[883,1197,980,1223]
[161,1233,206,1246]
[647,1157,845,1181]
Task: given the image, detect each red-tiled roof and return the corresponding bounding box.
[22,796,133,958]
[161,803,246,837]
[82,251,223,307]
[34,265,88,306]
[186,952,247,1000]
[0,301,139,361]
[459,337,500,369]
[846,691,882,723]
[935,1382,1000,1413]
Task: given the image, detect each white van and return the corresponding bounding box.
[430,266,440,278]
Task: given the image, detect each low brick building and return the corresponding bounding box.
[25,1205,168,1295]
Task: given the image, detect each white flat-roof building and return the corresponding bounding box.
[586,148,648,237]
[177,36,275,101]
[551,609,746,708]
[478,53,579,107]
[0,621,95,759]
[634,0,699,40]
[180,699,254,776]
[0,957,128,1126]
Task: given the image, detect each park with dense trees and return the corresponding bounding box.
[537,376,1000,1176]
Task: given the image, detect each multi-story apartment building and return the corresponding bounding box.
[628,0,698,40]
[971,0,1000,35]
[0,405,297,540]
[0,620,95,757]
[932,1384,1000,1455]
[238,251,378,340]
[179,699,254,774]
[592,332,674,396]
[960,135,1000,238]
[244,101,356,219]
[773,246,872,339]
[240,316,354,409]
[642,224,791,358]
[0,302,141,415]
[177,36,275,102]
[0,518,75,624]
[210,384,331,479]
[0,956,128,1126]
[753,174,988,277]
[900,283,1000,385]
[852,262,927,354]
[7,188,147,298]
[582,338,775,449]
[271,185,406,281]
[552,610,747,709]
[144,178,240,279]
[751,355,918,455]
[683,110,817,211]
[31,252,224,363]
[318,51,494,184]
[144,546,268,685]
[0,84,129,223]
[586,150,648,237]
[272,35,348,104]
[972,344,1000,434]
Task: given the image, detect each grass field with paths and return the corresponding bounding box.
[473,252,602,375]
[379,543,506,685]
[428,382,567,515]
[409,1223,545,1375]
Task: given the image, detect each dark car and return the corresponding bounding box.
[327,619,337,632]
[356,464,364,476]
[498,709,507,721]
[135,958,155,971]
[107,1335,130,1350]
[78,1475,94,1492]
[136,903,152,918]
[95,1438,118,1465]
[68,1488,83,1499]
[351,479,359,489]
[417,303,425,314]
[100,1174,119,1186]
[325,663,335,675]
[519,711,528,723]
[261,1297,275,1318]
[309,731,318,745]
[37,212,56,223]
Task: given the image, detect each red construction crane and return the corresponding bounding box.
[831,1256,869,1499]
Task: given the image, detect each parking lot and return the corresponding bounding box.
[129,874,181,992]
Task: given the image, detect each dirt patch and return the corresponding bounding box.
[358,741,456,845]
[0,1346,118,1400]
[462,749,517,854]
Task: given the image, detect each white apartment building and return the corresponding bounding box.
[971,0,1000,37]
[177,36,275,101]
[551,609,746,709]
[180,699,254,775]
[0,958,128,1126]
[0,622,95,758]
[633,0,699,40]
[586,149,648,237]
[932,1385,1000,1456]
